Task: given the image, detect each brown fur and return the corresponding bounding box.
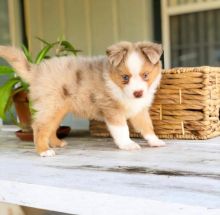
[136,41,163,64]
[75,69,82,85]
[106,41,132,67]
[129,107,154,135]
[62,85,71,97]
[0,41,163,155]
[109,65,132,89]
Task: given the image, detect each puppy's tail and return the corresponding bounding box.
[0,46,32,83]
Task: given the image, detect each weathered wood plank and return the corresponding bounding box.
[0,131,220,214]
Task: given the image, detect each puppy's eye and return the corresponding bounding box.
[143,73,149,81]
[121,74,130,84]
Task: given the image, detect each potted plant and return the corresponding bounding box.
[0,37,80,141]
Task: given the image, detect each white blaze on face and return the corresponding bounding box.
[125,51,148,99]
[126,51,143,74]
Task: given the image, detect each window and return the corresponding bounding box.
[162,0,220,68]
[170,9,220,67]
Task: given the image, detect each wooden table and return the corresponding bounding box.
[0,131,220,215]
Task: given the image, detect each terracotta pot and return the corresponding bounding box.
[13,90,71,141]
[15,126,71,141]
[13,90,32,132]
[15,130,33,141]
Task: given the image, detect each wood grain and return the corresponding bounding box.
[0,131,220,214]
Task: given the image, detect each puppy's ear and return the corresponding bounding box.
[137,42,163,64]
[106,41,131,67]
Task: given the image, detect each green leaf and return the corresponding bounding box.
[0,77,20,119]
[44,55,51,59]
[20,80,29,91]
[35,37,81,61]
[4,96,18,126]
[37,37,59,49]
[36,37,53,46]
[60,40,79,55]
[35,44,54,64]
[21,44,33,63]
[65,48,82,55]
[0,66,15,76]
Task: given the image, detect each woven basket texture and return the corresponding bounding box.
[90,66,220,139]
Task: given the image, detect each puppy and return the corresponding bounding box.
[0,41,165,157]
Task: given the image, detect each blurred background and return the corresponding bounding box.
[1,0,220,130]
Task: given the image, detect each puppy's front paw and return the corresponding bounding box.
[119,141,141,151]
[144,134,166,147]
[40,149,56,157]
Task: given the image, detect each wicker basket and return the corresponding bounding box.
[90,66,220,139]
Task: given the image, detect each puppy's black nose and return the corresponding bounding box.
[133,90,143,98]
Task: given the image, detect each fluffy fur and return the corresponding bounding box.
[0,41,165,156]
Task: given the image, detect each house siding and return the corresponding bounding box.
[24,0,154,56]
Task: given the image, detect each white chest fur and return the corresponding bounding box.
[121,98,146,118]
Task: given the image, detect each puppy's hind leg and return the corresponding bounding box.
[49,108,69,148]
[50,132,68,148]
[33,107,69,157]
[33,121,55,157]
